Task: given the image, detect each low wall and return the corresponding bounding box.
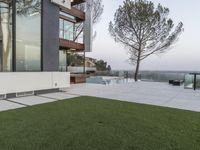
[0,72,70,95]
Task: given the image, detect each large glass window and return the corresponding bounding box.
[59,50,67,72]
[0,1,12,72]
[59,18,74,41]
[16,0,41,71]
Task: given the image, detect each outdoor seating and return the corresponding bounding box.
[169,80,184,86]
[169,80,174,84]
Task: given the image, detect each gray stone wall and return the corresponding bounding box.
[42,0,59,71]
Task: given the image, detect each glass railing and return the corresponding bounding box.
[59,66,67,72]
[59,29,83,43]
[184,74,200,89]
[59,29,74,41]
[196,75,200,89]
[184,74,194,89]
[96,71,187,82]
[197,75,200,89]
[140,72,185,82]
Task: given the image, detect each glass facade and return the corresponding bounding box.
[0,1,12,72]
[59,11,84,43]
[59,50,67,72]
[0,1,78,73]
[16,0,41,71]
[59,18,74,41]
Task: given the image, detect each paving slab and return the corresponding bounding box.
[8,96,57,106]
[0,100,25,112]
[1,81,199,112]
[163,98,200,112]
[39,92,79,100]
[64,82,200,112]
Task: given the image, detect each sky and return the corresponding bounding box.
[86,0,200,71]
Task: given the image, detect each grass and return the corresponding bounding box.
[0,96,200,150]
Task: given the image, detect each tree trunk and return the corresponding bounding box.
[134,51,141,82]
[134,60,140,81]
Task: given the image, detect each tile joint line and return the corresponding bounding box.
[5,99,30,107]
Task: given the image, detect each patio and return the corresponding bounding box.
[0,81,200,112]
[63,81,200,112]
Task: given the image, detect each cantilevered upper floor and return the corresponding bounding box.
[58,0,92,53]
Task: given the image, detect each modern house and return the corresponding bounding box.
[0,0,92,98]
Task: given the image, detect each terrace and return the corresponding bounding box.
[1,81,200,149]
[66,82,200,112]
[1,81,200,112]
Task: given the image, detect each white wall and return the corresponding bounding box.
[0,72,70,94]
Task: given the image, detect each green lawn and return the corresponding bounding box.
[0,96,200,150]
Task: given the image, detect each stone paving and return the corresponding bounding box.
[8,96,57,106]
[0,100,25,112]
[1,82,200,112]
[0,92,79,112]
[63,82,200,112]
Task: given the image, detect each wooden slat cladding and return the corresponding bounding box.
[60,7,85,22]
[59,38,85,52]
[71,0,85,6]
[70,74,86,84]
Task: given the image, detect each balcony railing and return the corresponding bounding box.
[184,73,200,90]
[59,29,74,41]
[59,29,83,44]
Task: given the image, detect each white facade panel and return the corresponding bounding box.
[0,72,70,95]
[52,72,70,88]
[51,0,71,9]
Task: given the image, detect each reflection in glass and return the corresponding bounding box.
[184,74,194,89]
[59,18,74,41]
[74,22,83,43]
[196,75,200,89]
[184,74,200,90]
[59,19,64,39]
[0,1,12,72]
[59,50,67,72]
[16,0,41,71]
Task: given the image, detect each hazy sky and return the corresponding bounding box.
[87,0,200,71]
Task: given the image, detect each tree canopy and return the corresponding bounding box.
[109,0,183,81]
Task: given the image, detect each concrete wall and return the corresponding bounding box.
[42,0,60,71]
[0,72,70,95]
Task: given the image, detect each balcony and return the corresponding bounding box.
[59,38,85,52]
